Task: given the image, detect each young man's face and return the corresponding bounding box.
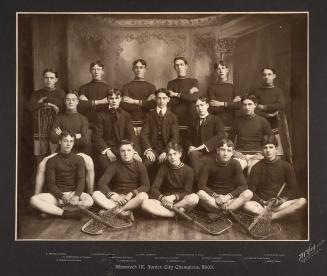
[133,61,146,79]
[262,143,278,161]
[108,94,121,109]
[174,59,188,77]
[216,64,228,81]
[43,72,58,89]
[261,69,276,85]
[119,144,134,162]
[242,99,257,116]
[90,64,104,81]
[167,148,182,167]
[59,135,74,154]
[217,143,234,163]
[65,93,79,111]
[156,92,170,109]
[195,99,209,117]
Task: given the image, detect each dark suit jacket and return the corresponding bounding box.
[186,114,225,152]
[140,110,179,154]
[92,108,137,153]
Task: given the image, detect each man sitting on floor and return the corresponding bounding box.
[30,131,93,219]
[92,140,149,219]
[197,138,253,213]
[142,142,199,218]
[34,91,95,195]
[243,134,307,220]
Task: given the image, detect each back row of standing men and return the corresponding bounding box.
[28,57,306,222]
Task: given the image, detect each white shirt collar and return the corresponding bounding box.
[156,106,167,115]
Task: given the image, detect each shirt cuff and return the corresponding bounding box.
[102,148,111,155]
[144,148,153,156]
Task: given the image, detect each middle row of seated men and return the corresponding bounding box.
[30,131,305,222]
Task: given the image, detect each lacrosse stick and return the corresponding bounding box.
[173,207,232,235]
[80,206,133,235]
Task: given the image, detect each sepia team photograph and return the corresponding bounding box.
[16,12,308,241]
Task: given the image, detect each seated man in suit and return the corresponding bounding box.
[92,88,141,177]
[186,97,224,179]
[34,91,95,195]
[140,88,179,170]
[121,58,156,135]
[92,140,150,219]
[142,142,199,218]
[197,138,253,213]
[229,93,272,173]
[243,134,306,220]
[78,60,112,128]
[30,131,93,219]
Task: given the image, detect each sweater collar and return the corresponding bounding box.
[169,162,184,170]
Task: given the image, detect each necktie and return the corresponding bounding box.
[158,110,164,118]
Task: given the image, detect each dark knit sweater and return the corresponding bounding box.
[45,152,85,199]
[121,80,156,121]
[248,158,299,201]
[150,163,194,200]
[254,86,285,129]
[29,87,65,135]
[229,114,272,152]
[78,80,112,124]
[97,159,150,195]
[198,158,247,197]
[167,77,199,125]
[50,111,90,152]
[207,82,240,127]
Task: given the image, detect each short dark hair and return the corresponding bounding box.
[154,88,170,97]
[119,139,134,149]
[261,67,276,74]
[107,88,122,98]
[132,59,147,68]
[241,93,258,105]
[217,138,235,149]
[165,142,182,154]
[174,56,188,65]
[66,90,79,98]
[214,60,228,70]
[59,130,75,140]
[43,68,58,78]
[90,60,105,70]
[262,134,278,147]
[196,97,209,104]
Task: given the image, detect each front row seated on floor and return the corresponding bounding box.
[30,131,93,219]
[30,134,306,225]
[243,134,307,220]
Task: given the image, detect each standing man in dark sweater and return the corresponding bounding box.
[197,139,252,213]
[34,92,95,195]
[167,56,199,127]
[229,94,272,172]
[254,67,286,156]
[186,97,225,180]
[121,59,156,134]
[29,68,65,164]
[140,88,179,166]
[92,140,149,219]
[92,88,141,176]
[142,142,199,218]
[78,60,112,128]
[30,131,93,219]
[243,135,306,220]
[208,61,241,130]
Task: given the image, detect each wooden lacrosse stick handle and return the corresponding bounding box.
[79,206,113,228]
[248,182,286,231]
[227,209,255,238]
